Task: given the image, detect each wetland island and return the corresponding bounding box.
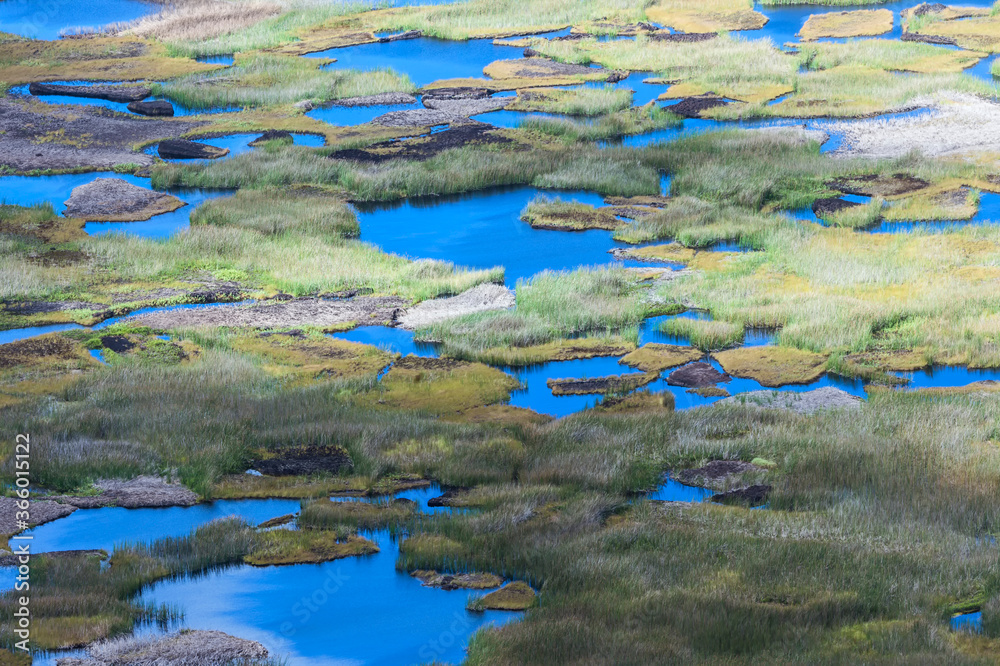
[2,0,1000,663]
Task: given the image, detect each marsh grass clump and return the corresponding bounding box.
[520,196,622,231]
[191,187,360,239]
[510,85,633,116]
[299,497,418,531]
[522,104,681,142]
[798,39,987,74]
[426,268,652,358]
[0,518,257,650]
[659,317,744,351]
[156,52,415,109]
[244,528,379,566]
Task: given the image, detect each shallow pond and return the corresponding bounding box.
[0,0,155,40]
[0,171,233,240]
[353,185,654,284]
[139,526,520,666]
[302,28,570,88]
[9,485,521,666]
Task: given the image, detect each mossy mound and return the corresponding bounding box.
[620,343,703,372]
[613,243,697,264]
[521,200,622,231]
[298,497,419,530]
[474,336,636,366]
[0,203,86,244]
[231,330,395,385]
[361,356,520,414]
[245,530,378,566]
[472,581,538,611]
[799,10,893,41]
[646,0,768,32]
[595,390,676,413]
[548,373,657,396]
[714,347,829,387]
[443,404,553,426]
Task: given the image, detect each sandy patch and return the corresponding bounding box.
[831,93,1000,159]
[398,283,514,330]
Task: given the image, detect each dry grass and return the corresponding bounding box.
[110,0,283,42]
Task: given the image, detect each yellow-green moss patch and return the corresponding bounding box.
[412,570,504,590]
[595,389,676,413]
[799,10,893,41]
[620,343,703,372]
[245,530,378,566]
[689,386,731,397]
[471,337,636,366]
[0,204,86,244]
[359,356,519,414]
[231,331,395,385]
[470,581,538,611]
[713,347,829,387]
[521,199,622,231]
[547,373,657,396]
[614,243,698,264]
[645,0,768,32]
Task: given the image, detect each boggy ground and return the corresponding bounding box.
[5,0,1000,664]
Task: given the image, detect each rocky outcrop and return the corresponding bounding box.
[157,139,229,160]
[331,92,418,107]
[717,387,863,413]
[666,362,732,388]
[29,82,151,103]
[57,630,268,666]
[63,178,185,222]
[127,100,174,116]
[50,476,199,509]
[248,129,294,145]
[0,496,77,536]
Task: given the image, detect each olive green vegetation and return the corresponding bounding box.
[155,52,415,109]
[508,85,633,116]
[0,191,498,329]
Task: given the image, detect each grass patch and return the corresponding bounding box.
[713,346,829,386]
[508,85,633,116]
[244,529,378,566]
[520,197,622,231]
[798,39,988,74]
[156,52,414,109]
[798,9,893,41]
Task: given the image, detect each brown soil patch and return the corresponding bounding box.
[828,173,930,197]
[252,445,353,476]
[668,95,729,118]
[666,362,731,388]
[332,124,515,163]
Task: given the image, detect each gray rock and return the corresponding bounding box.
[50,476,199,509]
[29,82,150,103]
[57,630,268,666]
[157,139,229,160]
[127,100,174,116]
[717,387,863,413]
[331,92,418,107]
[398,283,515,330]
[63,178,184,222]
[0,496,76,536]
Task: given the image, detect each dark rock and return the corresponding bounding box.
[668,95,729,118]
[157,138,229,160]
[524,47,540,57]
[649,31,717,43]
[391,498,418,508]
[427,487,470,507]
[667,362,732,388]
[912,2,947,15]
[249,129,294,146]
[711,484,771,506]
[29,82,150,103]
[901,31,957,45]
[421,87,492,101]
[812,197,862,217]
[127,100,174,116]
[605,70,629,83]
[252,445,353,476]
[99,335,135,354]
[828,173,929,197]
[678,460,756,484]
[379,29,422,42]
